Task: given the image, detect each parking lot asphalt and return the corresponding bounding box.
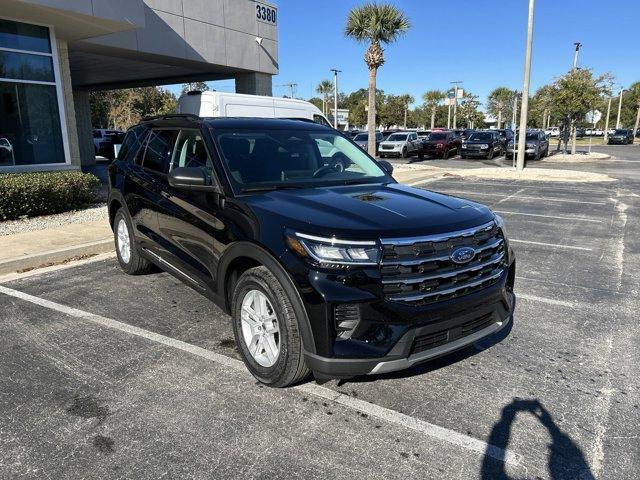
[1,145,639,479]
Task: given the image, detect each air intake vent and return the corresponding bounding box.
[334,304,361,340]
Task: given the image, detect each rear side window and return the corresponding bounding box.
[313,114,332,127]
[117,126,148,163]
[142,129,178,174]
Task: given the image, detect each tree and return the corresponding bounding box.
[529,85,555,128]
[457,92,482,129]
[379,94,406,128]
[551,69,609,153]
[316,79,333,116]
[345,2,410,155]
[629,82,640,139]
[487,87,516,129]
[180,81,210,96]
[400,94,414,129]
[422,90,444,129]
[308,97,324,113]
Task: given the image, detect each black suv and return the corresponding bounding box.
[461,131,504,159]
[608,129,634,145]
[108,115,516,387]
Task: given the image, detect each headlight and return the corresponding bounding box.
[461,144,468,149]
[480,144,489,149]
[494,214,508,239]
[286,232,380,265]
[526,143,536,149]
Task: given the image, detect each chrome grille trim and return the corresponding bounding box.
[382,252,504,285]
[381,220,495,246]
[379,220,506,305]
[388,269,504,303]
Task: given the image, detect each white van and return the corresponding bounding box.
[177,91,332,127]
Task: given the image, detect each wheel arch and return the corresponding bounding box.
[218,242,317,354]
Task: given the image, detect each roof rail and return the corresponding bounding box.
[142,113,201,122]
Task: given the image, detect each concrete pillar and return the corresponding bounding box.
[56,39,82,167]
[73,91,95,166]
[235,72,273,96]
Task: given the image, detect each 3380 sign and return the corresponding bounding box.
[256,3,277,24]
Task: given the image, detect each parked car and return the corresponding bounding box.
[461,131,504,159]
[417,130,461,159]
[544,126,560,137]
[108,115,515,386]
[506,130,549,160]
[378,131,421,158]
[93,129,125,160]
[608,129,634,145]
[575,128,586,138]
[417,130,431,139]
[496,129,513,149]
[353,131,383,153]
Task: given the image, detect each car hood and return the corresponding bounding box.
[244,182,494,239]
[380,141,404,146]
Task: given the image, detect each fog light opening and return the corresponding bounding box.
[334,304,361,340]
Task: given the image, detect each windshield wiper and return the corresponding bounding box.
[241,184,307,193]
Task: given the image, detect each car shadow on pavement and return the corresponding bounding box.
[480,399,595,480]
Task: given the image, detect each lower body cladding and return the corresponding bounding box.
[288,255,516,379]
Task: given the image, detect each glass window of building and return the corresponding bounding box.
[0,19,65,167]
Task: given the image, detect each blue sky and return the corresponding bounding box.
[169,0,639,110]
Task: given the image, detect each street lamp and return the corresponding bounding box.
[330,68,341,129]
[615,87,625,129]
[516,0,535,171]
[572,42,582,70]
[451,81,462,129]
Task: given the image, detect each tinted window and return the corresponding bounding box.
[142,130,178,174]
[0,50,54,82]
[170,130,212,173]
[428,133,447,140]
[468,132,493,141]
[614,129,628,135]
[387,133,408,141]
[117,126,148,163]
[354,133,368,141]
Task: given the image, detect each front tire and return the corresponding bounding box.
[232,266,309,387]
[401,147,408,159]
[113,209,153,275]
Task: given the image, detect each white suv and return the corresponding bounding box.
[378,131,420,158]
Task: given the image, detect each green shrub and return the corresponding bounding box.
[0,171,101,221]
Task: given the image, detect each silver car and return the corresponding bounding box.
[353,131,383,154]
[378,132,421,158]
[506,130,549,160]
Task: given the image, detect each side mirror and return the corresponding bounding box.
[378,160,394,175]
[168,166,221,193]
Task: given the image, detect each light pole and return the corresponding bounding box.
[451,81,462,129]
[603,95,612,142]
[516,0,535,171]
[615,87,624,129]
[572,42,582,70]
[447,93,452,129]
[330,68,341,129]
[512,91,519,168]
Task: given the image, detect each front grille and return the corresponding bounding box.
[380,221,506,305]
[381,144,394,150]
[410,312,495,355]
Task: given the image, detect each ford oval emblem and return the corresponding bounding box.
[450,246,476,264]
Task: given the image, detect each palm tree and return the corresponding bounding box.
[400,94,414,129]
[422,90,443,129]
[345,3,410,156]
[487,87,515,129]
[316,79,333,116]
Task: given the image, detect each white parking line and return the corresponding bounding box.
[509,239,594,251]
[0,284,521,466]
[516,293,575,308]
[438,190,608,206]
[494,210,601,223]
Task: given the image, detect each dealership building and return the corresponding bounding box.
[0,0,278,172]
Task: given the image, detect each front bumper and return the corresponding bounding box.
[284,249,516,379]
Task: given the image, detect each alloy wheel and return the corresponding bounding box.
[240,290,280,367]
[116,218,131,264]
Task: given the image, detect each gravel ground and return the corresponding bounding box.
[0,204,107,236]
[543,151,611,163]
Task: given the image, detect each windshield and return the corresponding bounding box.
[513,133,539,141]
[354,133,368,141]
[468,132,493,141]
[212,129,389,192]
[387,133,408,141]
[614,129,628,135]
[428,133,447,140]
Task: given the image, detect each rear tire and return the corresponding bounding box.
[401,147,408,159]
[113,209,153,275]
[487,148,494,160]
[231,266,310,387]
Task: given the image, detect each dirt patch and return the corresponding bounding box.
[66,395,109,421]
[92,435,115,454]
[542,152,611,163]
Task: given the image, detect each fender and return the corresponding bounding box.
[217,241,317,355]
[107,190,128,228]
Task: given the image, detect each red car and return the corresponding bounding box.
[417,130,462,159]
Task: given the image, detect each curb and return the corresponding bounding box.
[0,238,114,275]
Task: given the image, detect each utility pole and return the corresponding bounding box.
[603,95,613,142]
[516,0,535,171]
[615,87,624,129]
[447,93,452,129]
[330,68,341,129]
[451,81,462,129]
[512,91,519,168]
[277,83,298,98]
[572,42,582,70]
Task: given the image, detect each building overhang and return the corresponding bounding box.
[3,0,144,40]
